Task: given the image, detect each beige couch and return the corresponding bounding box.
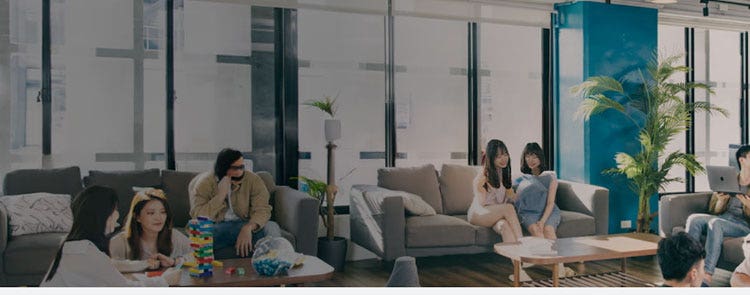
[350,164,610,261]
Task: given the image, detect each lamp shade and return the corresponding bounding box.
[324,119,341,142]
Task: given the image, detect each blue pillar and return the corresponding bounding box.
[555,1,658,234]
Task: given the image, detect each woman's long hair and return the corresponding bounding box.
[124,189,174,260]
[44,185,119,282]
[520,142,547,175]
[483,139,512,190]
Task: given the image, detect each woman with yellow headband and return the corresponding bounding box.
[109,189,192,270]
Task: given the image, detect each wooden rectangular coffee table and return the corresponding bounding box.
[494,233,661,287]
[176,255,334,287]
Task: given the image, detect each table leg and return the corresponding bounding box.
[552,263,559,287]
[621,258,627,272]
[512,260,520,287]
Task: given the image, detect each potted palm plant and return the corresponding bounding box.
[300,95,347,271]
[571,54,727,233]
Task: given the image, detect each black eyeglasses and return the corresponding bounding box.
[229,164,245,171]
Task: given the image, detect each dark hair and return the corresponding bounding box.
[45,185,119,282]
[483,139,512,190]
[125,190,174,260]
[214,148,243,179]
[737,145,750,168]
[657,232,705,281]
[520,142,547,175]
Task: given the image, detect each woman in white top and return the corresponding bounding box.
[110,188,193,270]
[468,139,523,243]
[41,186,179,287]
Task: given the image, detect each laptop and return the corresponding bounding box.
[707,165,743,194]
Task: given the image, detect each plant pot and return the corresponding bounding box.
[317,236,347,272]
[324,119,341,142]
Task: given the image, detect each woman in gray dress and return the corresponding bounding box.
[514,142,561,239]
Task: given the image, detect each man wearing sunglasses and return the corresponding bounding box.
[189,148,280,258]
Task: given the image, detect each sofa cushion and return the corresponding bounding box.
[406,215,475,247]
[161,170,199,228]
[439,164,480,215]
[3,166,83,197]
[3,232,66,275]
[378,164,443,214]
[720,237,745,269]
[85,169,161,224]
[0,193,72,237]
[256,171,277,194]
[453,214,502,245]
[364,189,436,216]
[556,210,596,238]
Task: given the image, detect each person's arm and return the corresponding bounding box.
[731,272,750,287]
[247,174,272,230]
[473,174,489,206]
[189,174,230,219]
[88,243,169,287]
[538,175,558,227]
[171,229,195,265]
[109,233,158,271]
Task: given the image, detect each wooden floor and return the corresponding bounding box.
[305,253,668,287]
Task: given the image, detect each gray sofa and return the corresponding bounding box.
[659,192,745,271]
[0,166,318,286]
[351,164,610,261]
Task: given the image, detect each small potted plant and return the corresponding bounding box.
[303,95,340,142]
[292,176,346,271]
[299,94,347,271]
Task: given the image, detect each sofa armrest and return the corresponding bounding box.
[382,196,406,261]
[350,185,406,261]
[272,186,319,256]
[0,204,6,254]
[658,192,711,238]
[556,180,610,235]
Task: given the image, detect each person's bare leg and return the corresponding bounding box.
[500,205,523,240]
[527,224,543,238]
[543,225,557,240]
[493,220,517,243]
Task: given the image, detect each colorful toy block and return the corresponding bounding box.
[187,216,215,278]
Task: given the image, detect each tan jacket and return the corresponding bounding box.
[188,170,272,228]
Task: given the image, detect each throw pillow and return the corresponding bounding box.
[0,192,73,236]
[364,189,437,216]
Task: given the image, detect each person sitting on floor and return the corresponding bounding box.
[41,186,180,287]
[110,188,193,270]
[657,232,706,287]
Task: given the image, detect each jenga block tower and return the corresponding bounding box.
[187,216,215,278]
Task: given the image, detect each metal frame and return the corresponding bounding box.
[166,0,176,170]
[385,0,396,167]
[274,8,299,186]
[468,22,479,166]
[543,20,554,171]
[685,27,696,193]
[742,31,749,145]
[42,0,51,155]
